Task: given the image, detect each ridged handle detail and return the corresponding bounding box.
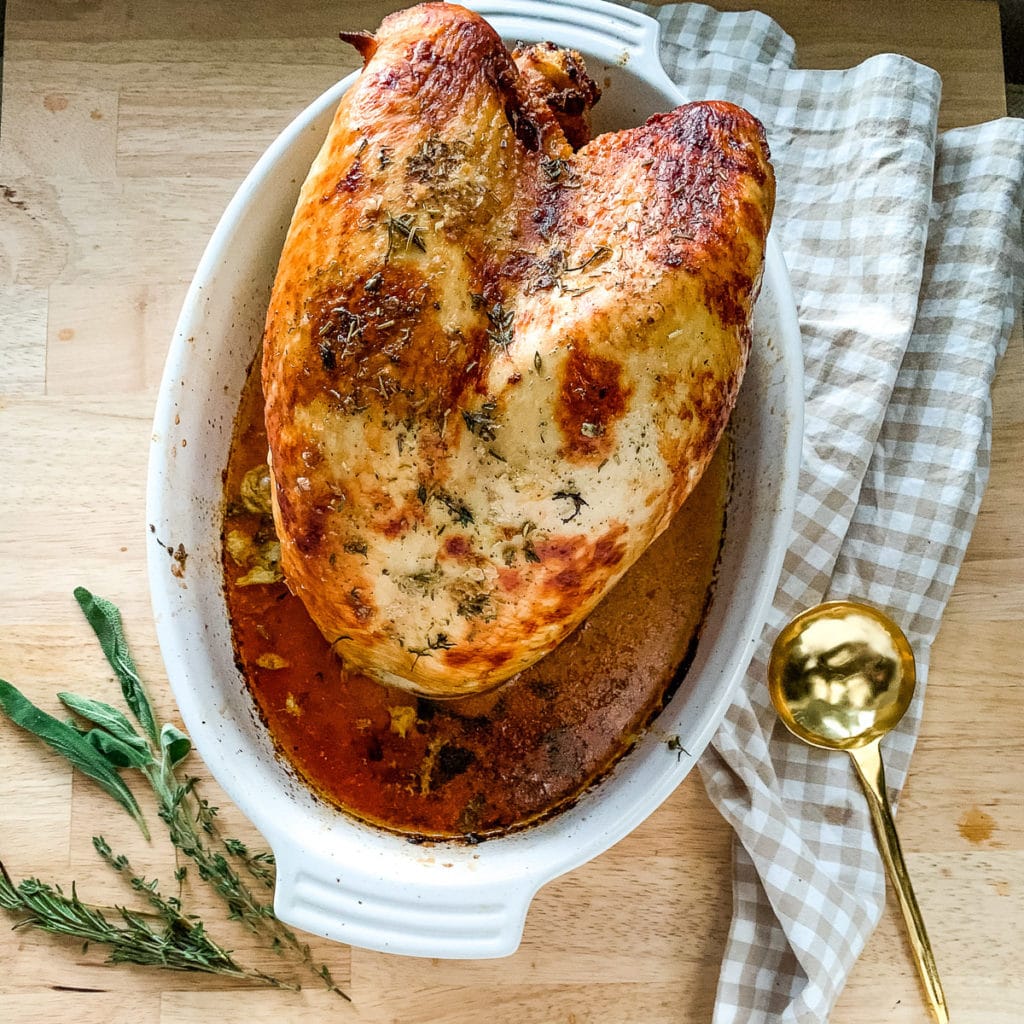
[273,847,534,959]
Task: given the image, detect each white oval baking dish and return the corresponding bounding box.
[147,0,803,959]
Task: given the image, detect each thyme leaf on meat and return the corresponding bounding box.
[398,565,444,597]
[518,521,542,564]
[435,490,474,527]
[564,245,612,274]
[456,591,492,619]
[384,211,427,261]
[485,302,515,352]
[461,401,500,441]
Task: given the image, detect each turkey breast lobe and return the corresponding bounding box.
[261,2,775,697]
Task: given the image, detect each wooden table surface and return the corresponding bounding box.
[1,2,1021,1021]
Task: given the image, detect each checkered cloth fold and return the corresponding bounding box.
[628,3,1024,1020]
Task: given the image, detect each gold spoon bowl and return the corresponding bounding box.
[768,600,949,1024]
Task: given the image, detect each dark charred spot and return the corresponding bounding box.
[504,101,540,152]
[318,342,336,371]
[548,88,587,117]
[433,744,476,786]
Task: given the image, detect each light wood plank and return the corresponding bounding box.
[0,3,1018,1023]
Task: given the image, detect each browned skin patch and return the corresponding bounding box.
[301,267,489,425]
[43,93,69,112]
[528,523,629,625]
[444,535,473,558]
[433,523,629,674]
[574,101,773,330]
[555,344,632,461]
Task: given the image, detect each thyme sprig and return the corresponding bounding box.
[0,587,348,1000]
[485,302,515,352]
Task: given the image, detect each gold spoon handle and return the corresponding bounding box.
[848,740,949,1024]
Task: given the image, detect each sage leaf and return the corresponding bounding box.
[160,724,191,768]
[58,692,152,756]
[0,678,149,839]
[73,587,159,745]
[84,728,155,769]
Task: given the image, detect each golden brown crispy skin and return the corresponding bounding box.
[262,1,775,698]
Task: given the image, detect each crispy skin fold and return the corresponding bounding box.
[262,1,775,698]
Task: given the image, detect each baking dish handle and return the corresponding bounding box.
[273,846,536,959]
[467,0,678,93]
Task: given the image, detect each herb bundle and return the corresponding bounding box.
[0,587,347,999]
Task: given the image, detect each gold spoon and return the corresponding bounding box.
[767,600,949,1024]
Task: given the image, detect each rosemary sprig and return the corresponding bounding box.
[0,587,348,1000]
[0,857,283,984]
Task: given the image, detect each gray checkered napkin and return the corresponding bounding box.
[627,2,1024,1021]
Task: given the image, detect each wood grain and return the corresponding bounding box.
[1,2,1020,1022]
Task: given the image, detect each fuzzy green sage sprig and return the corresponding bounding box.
[0,587,348,1000]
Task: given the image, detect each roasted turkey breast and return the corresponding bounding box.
[262,2,775,698]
